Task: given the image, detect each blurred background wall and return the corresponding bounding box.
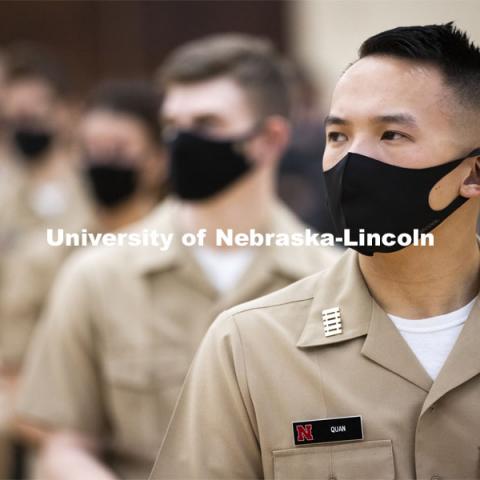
[0,0,479,102]
[289,0,480,108]
[0,0,287,96]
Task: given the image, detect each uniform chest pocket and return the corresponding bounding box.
[104,355,155,391]
[104,351,189,390]
[102,353,189,458]
[273,439,394,480]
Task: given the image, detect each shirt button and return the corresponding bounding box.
[431,475,441,480]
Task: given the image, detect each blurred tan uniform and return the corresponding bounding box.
[0,149,92,477]
[0,256,13,478]
[0,151,91,251]
[0,146,91,362]
[17,198,339,479]
[150,249,480,480]
[0,150,91,373]
[0,234,72,368]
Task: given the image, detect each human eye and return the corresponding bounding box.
[327,131,348,143]
[381,130,409,141]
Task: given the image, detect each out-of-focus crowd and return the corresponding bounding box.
[0,35,338,480]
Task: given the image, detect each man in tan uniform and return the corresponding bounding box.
[0,79,165,372]
[15,35,338,480]
[0,79,165,480]
[0,45,91,245]
[0,44,93,479]
[151,24,480,479]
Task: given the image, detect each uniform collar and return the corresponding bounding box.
[297,249,434,392]
[297,249,372,348]
[132,197,318,281]
[300,246,480,398]
[130,198,183,275]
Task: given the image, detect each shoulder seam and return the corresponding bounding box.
[227,295,314,317]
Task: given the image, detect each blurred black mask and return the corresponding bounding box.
[13,127,54,161]
[85,161,139,208]
[166,128,258,201]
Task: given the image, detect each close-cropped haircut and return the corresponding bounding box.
[86,80,162,146]
[359,22,480,111]
[157,34,290,119]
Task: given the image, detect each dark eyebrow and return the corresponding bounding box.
[374,113,418,127]
[324,115,350,127]
[324,113,418,128]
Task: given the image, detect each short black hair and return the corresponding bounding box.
[86,79,162,146]
[359,22,480,111]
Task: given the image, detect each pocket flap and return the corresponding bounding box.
[273,439,394,480]
[104,355,152,390]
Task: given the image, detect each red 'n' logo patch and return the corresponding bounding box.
[296,424,313,442]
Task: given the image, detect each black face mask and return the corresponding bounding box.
[166,129,256,201]
[13,128,54,161]
[85,162,139,209]
[323,149,480,255]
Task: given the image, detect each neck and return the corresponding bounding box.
[96,194,155,232]
[178,168,275,248]
[359,209,480,319]
[20,146,67,181]
[25,153,58,178]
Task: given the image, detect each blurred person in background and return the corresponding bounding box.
[0,42,92,480]
[15,34,339,480]
[0,79,165,479]
[0,43,92,252]
[0,79,166,373]
[277,60,335,234]
[80,79,167,229]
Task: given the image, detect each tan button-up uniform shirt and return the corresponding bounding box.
[151,249,480,480]
[17,199,339,479]
[0,152,92,253]
[0,153,92,363]
[0,234,71,368]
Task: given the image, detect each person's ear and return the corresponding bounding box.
[460,156,480,199]
[245,116,291,168]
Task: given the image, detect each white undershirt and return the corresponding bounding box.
[192,246,255,294]
[388,297,476,380]
[29,181,69,218]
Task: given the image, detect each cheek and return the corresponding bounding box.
[139,158,165,190]
[243,138,268,166]
[123,141,147,162]
[323,148,343,171]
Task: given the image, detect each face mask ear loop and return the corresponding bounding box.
[429,149,480,217]
[464,147,480,159]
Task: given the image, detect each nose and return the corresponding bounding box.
[323,133,380,171]
[322,154,340,172]
[347,136,379,160]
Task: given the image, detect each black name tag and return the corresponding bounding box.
[293,416,363,446]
